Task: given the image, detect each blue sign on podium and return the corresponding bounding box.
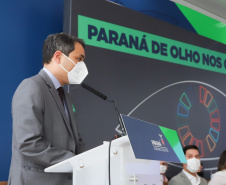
[121,114,186,163]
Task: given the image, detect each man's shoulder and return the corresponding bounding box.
[171,171,184,180]
[169,171,185,185]
[13,72,45,99]
[200,176,208,185]
[16,74,41,89]
[25,70,46,83]
[17,70,48,89]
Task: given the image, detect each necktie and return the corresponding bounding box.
[57,87,64,105]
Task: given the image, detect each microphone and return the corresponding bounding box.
[81,83,107,100]
[81,83,127,136]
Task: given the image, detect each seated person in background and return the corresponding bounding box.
[169,145,207,185]
[160,161,169,184]
[208,150,226,185]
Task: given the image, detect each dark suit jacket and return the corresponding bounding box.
[8,69,86,185]
[169,171,207,185]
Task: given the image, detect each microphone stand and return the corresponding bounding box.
[81,83,127,136]
[106,98,127,137]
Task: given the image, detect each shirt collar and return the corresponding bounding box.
[183,169,200,185]
[43,67,61,89]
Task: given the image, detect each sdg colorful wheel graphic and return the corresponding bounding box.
[122,81,225,173]
[177,85,220,157]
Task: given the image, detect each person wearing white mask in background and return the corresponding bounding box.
[169,145,207,185]
[8,33,88,185]
[160,161,169,185]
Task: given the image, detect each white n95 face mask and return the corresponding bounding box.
[61,53,88,84]
[160,165,167,174]
[186,158,200,173]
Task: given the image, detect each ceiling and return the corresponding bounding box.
[170,0,226,24]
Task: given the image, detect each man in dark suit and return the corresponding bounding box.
[8,33,88,185]
[169,145,207,185]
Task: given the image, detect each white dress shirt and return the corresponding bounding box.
[183,169,201,185]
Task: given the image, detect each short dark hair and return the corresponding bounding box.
[42,33,85,65]
[183,145,200,155]
[218,150,226,171]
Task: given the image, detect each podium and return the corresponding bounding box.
[45,115,186,185]
[45,135,161,185]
